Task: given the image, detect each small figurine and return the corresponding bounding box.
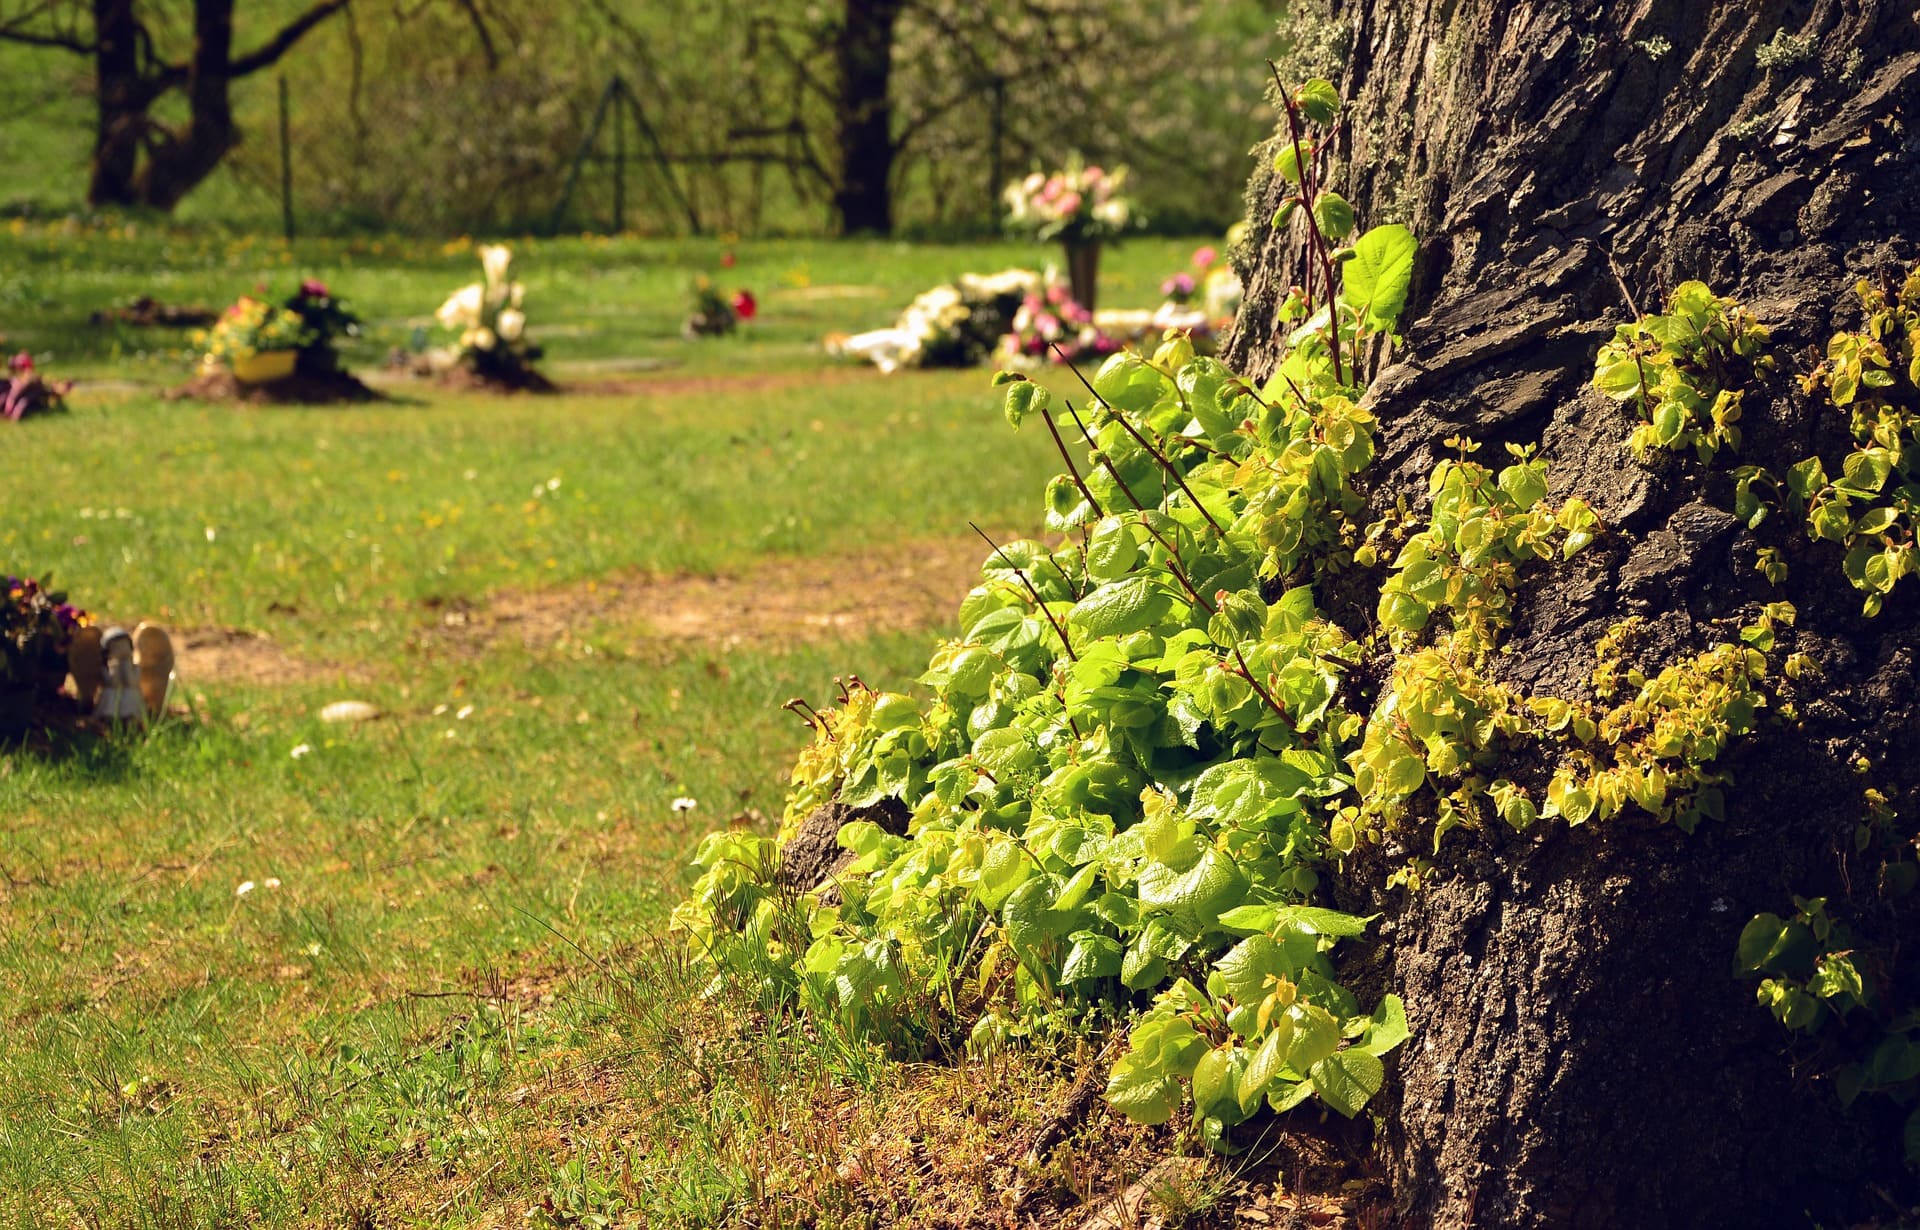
[88,623,174,724]
[94,628,144,722]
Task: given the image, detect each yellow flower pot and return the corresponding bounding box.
[231,350,299,385]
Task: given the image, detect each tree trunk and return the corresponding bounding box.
[1229,2,1920,1226]
[88,0,146,206]
[136,0,242,210]
[832,0,903,235]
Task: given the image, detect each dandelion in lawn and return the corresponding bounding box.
[671,797,697,813]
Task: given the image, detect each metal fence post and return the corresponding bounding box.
[278,75,295,242]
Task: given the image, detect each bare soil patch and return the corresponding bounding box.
[174,626,359,689]
[165,368,385,405]
[437,535,993,655]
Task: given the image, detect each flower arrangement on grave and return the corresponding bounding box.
[1002,156,1138,246]
[994,276,1118,368]
[435,244,541,380]
[2,353,72,421]
[684,276,758,338]
[198,295,316,383]
[283,278,362,374]
[1,575,89,697]
[827,269,1039,374]
[1003,156,1140,311]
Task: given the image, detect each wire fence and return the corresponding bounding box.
[218,67,1030,241]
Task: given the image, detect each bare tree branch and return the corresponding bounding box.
[227,0,350,78]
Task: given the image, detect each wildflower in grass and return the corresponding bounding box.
[236,880,256,897]
[671,797,698,812]
[290,743,312,759]
[1161,271,1197,303]
[1192,245,1218,269]
[732,290,757,320]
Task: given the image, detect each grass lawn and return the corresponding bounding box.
[0,229,1211,1225]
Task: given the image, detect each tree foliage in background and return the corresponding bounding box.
[0,0,1283,236]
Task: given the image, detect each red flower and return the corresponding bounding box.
[721,251,737,268]
[731,290,757,320]
[7,352,32,374]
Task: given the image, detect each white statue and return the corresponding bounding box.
[87,623,173,724]
[94,628,144,722]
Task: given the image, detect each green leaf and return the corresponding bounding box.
[1070,576,1173,639]
[1274,906,1372,939]
[1344,224,1417,332]
[1062,932,1124,984]
[1002,377,1052,429]
[1137,847,1250,929]
[1092,352,1171,413]
[1086,517,1141,581]
[1312,192,1356,241]
[1273,143,1307,186]
[1274,1000,1341,1071]
[1215,934,1289,1004]
[1359,995,1409,1057]
[1105,1053,1182,1125]
[1308,1049,1384,1118]
[1296,78,1340,124]
[1734,913,1814,976]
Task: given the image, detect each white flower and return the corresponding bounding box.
[235,880,256,897]
[263,877,282,890]
[670,796,698,813]
[496,308,525,342]
[1093,199,1129,228]
[479,243,513,290]
[436,283,484,330]
[455,704,474,720]
[461,327,497,353]
[509,281,526,309]
[290,743,312,759]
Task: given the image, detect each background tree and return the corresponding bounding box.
[0,0,349,209]
[1226,2,1920,1224]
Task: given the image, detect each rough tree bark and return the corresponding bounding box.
[1227,3,1920,1226]
[832,0,904,235]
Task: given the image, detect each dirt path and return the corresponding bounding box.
[176,535,1003,688]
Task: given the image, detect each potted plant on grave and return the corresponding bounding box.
[284,278,362,377]
[198,295,316,385]
[0,575,89,737]
[1002,155,1139,312]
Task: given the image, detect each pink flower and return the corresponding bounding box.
[1035,311,1061,339]
[300,278,329,298]
[7,352,32,374]
[1046,284,1067,305]
[1083,165,1104,182]
[1040,178,1063,202]
[1192,246,1217,269]
[1056,191,1082,216]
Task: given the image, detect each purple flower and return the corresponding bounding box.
[1160,272,1196,300]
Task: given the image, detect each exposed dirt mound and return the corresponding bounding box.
[165,368,384,405]
[173,627,358,689]
[433,364,560,395]
[432,535,997,655]
[89,297,217,328]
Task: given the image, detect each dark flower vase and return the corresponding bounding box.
[1065,242,1102,313]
